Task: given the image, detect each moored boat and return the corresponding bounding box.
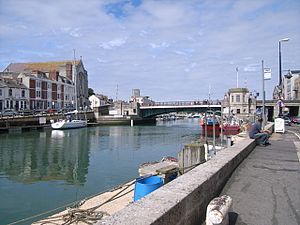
[51,119,87,130]
[200,116,221,132]
[221,119,240,135]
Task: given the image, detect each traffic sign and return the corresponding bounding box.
[264,68,271,80]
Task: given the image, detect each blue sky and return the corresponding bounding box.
[0,0,299,101]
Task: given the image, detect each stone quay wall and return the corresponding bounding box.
[98,124,274,225]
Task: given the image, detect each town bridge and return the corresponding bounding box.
[139,100,222,118]
[256,99,300,119]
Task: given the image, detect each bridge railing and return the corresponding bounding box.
[141,100,222,107]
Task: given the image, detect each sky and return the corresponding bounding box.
[0,0,299,102]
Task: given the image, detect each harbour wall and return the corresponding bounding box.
[96,116,156,125]
[98,124,274,225]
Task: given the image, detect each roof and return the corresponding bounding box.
[0,78,27,89]
[0,72,20,79]
[228,87,249,93]
[4,60,81,73]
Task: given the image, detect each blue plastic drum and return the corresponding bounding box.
[134,175,163,202]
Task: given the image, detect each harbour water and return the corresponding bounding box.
[0,118,208,225]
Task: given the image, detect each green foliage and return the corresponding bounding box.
[88,88,95,97]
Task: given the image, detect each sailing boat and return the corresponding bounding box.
[51,112,87,129]
[51,51,87,130]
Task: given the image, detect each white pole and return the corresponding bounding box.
[73,49,78,111]
[262,60,265,129]
[236,67,239,88]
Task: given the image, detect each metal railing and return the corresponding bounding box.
[141,100,222,107]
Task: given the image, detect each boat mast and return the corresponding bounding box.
[73,49,78,111]
[236,67,239,88]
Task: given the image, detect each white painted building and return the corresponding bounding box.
[129,89,154,106]
[0,76,29,111]
[223,87,257,120]
[89,94,108,109]
[282,70,300,100]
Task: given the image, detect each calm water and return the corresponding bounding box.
[0,119,204,225]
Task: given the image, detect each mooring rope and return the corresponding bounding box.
[8,180,135,225]
[33,180,135,225]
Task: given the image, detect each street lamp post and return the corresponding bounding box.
[278,38,289,117]
[279,38,289,86]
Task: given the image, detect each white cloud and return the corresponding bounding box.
[0,0,299,100]
[99,38,128,49]
[244,64,260,72]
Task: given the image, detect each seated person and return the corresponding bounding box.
[249,118,271,146]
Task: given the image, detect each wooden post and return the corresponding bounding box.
[178,143,205,174]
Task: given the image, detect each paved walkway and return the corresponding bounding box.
[221,131,300,225]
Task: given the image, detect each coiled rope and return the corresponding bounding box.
[8,180,135,225]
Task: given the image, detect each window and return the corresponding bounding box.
[237,109,241,114]
[0,89,2,96]
[236,94,240,102]
[231,95,234,103]
[9,89,12,96]
[22,90,25,97]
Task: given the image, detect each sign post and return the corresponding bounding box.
[262,62,271,129]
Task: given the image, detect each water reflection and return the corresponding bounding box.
[0,129,90,185]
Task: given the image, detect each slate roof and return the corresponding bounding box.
[0,78,27,89]
[4,60,80,73]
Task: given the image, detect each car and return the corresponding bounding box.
[19,109,34,116]
[291,116,300,124]
[1,109,19,117]
[283,116,291,126]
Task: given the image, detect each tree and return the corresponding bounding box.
[88,88,95,97]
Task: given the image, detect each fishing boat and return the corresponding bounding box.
[200,116,221,132]
[222,123,240,134]
[221,118,240,135]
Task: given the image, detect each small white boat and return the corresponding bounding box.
[51,119,87,130]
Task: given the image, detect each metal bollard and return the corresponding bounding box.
[206,195,232,225]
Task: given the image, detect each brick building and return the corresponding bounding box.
[2,60,89,111]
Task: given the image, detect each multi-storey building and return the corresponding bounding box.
[3,60,89,110]
[17,71,75,110]
[0,74,29,111]
[282,70,300,100]
[223,88,257,121]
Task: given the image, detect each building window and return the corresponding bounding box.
[231,95,234,103]
[22,90,25,97]
[0,89,2,96]
[237,109,241,114]
[236,94,240,102]
[9,89,12,96]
